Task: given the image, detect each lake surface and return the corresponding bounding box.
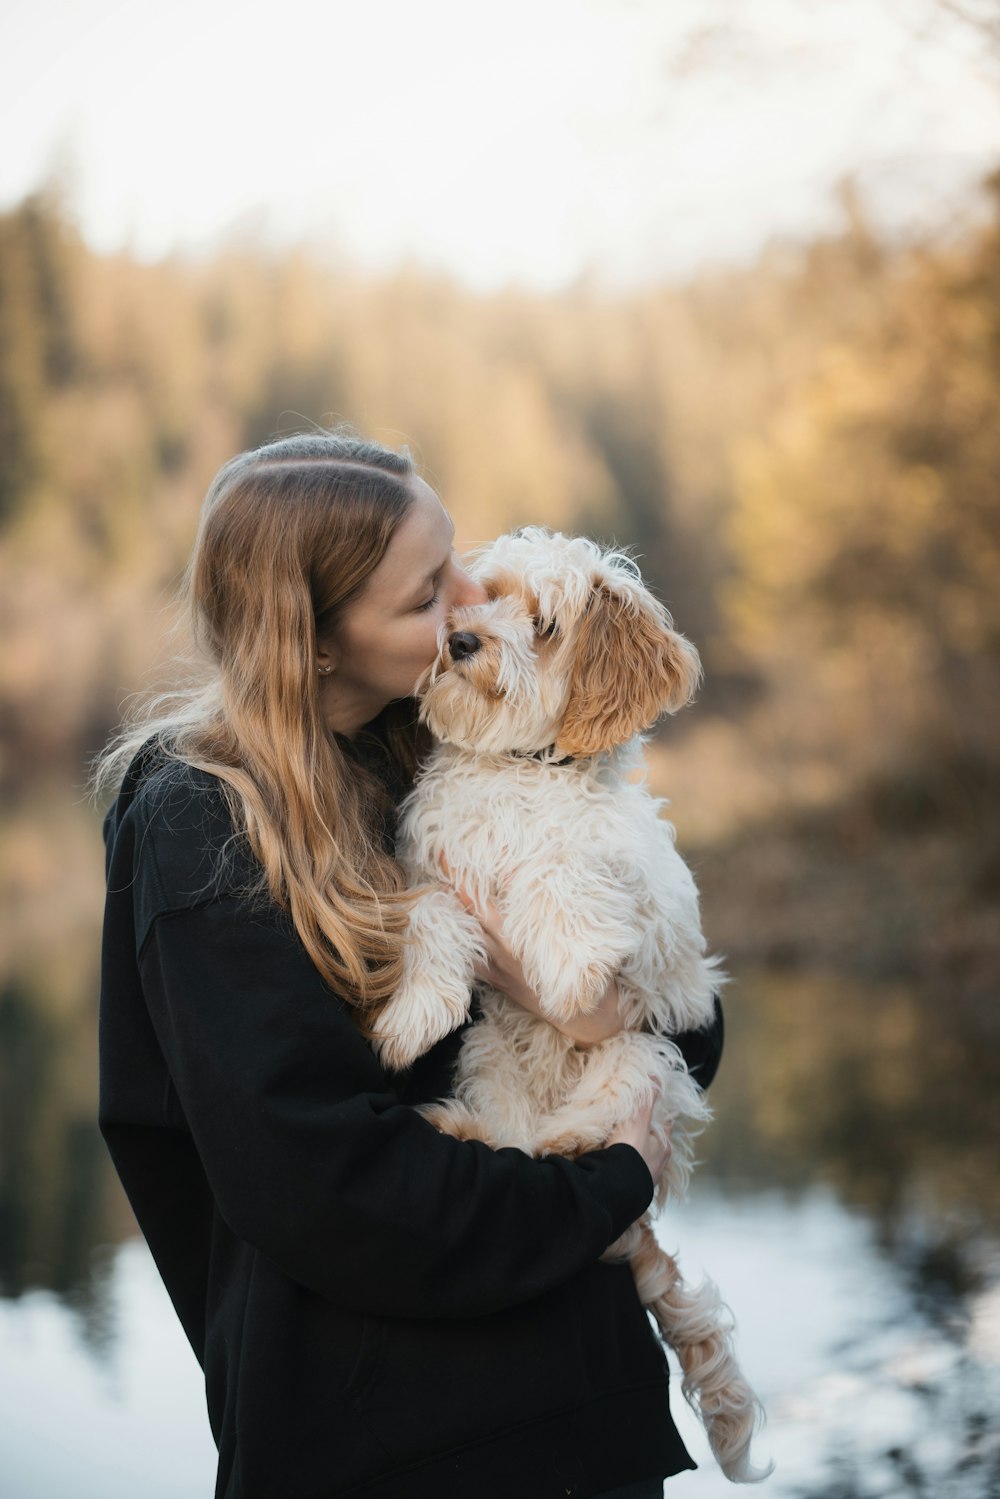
[1,954,998,1498]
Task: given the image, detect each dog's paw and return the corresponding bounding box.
[370,1022,424,1072]
[370,978,471,1071]
[536,958,617,1024]
[417,1099,495,1143]
[527,1112,610,1159]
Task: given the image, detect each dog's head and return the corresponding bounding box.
[416,527,701,756]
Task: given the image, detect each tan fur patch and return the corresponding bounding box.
[556,583,701,757]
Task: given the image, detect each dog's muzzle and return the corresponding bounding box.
[448,630,482,661]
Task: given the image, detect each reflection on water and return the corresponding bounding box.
[1,955,998,1497]
[0,1240,217,1499]
[659,1190,1000,1498]
[0,982,110,1323]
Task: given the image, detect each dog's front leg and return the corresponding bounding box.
[370,889,486,1071]
[502,861,638,1025]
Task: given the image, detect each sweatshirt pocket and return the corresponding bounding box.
[578,1260,668,1394]
[348,1277,596,1465]
[341,1312,386,1404]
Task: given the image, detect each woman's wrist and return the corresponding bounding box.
[440,863,626,1048]
[503,976,625,1048]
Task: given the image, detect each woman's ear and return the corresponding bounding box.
[555,584,701,758]
[316,631,339,676]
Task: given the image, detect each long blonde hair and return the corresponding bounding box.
[94,431,433,1021]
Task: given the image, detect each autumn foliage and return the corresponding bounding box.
[1,179,997,1000]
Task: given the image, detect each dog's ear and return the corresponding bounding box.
[555,583,701,758]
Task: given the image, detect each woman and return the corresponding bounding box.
[97,430,724,1499]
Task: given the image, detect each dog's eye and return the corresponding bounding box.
[533,616,557,639]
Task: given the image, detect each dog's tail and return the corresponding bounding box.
[624,1219,773,1484]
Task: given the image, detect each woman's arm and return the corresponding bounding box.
[449,876,725,1077]
[674,992,724,1090]
[444,870,626,1047]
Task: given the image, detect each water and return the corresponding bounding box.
[0,1240,215,1499]
[656,1190,1000,1497]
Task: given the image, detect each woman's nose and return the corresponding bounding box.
[454,565,487,607]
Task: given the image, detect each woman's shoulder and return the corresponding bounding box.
[124,738,232,837]
[108,737,260,917]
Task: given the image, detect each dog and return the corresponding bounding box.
[371,527,771,1483]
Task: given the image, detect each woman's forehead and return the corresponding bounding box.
[364,479,453,601]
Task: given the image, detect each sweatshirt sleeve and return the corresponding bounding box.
[132,847,653,1322]
[674,993,724,1091]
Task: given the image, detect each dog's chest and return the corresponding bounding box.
[398,750,665,883]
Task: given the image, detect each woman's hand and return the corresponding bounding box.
[607,1089,672,1183]
[440,859,626,1048]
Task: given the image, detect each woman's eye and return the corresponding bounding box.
[416,590,440,613]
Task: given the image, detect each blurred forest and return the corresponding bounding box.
[1,173,998,1298]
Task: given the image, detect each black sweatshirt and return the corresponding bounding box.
[99,741,723,1499]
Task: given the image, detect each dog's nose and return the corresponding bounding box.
[448,631,482,661]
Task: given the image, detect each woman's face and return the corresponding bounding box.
[318,477,487,735]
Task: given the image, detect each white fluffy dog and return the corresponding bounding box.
[372,527,770,1483]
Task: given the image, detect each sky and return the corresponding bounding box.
[2,0,999,290]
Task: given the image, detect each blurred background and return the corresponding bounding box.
[1,0,999,1495]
